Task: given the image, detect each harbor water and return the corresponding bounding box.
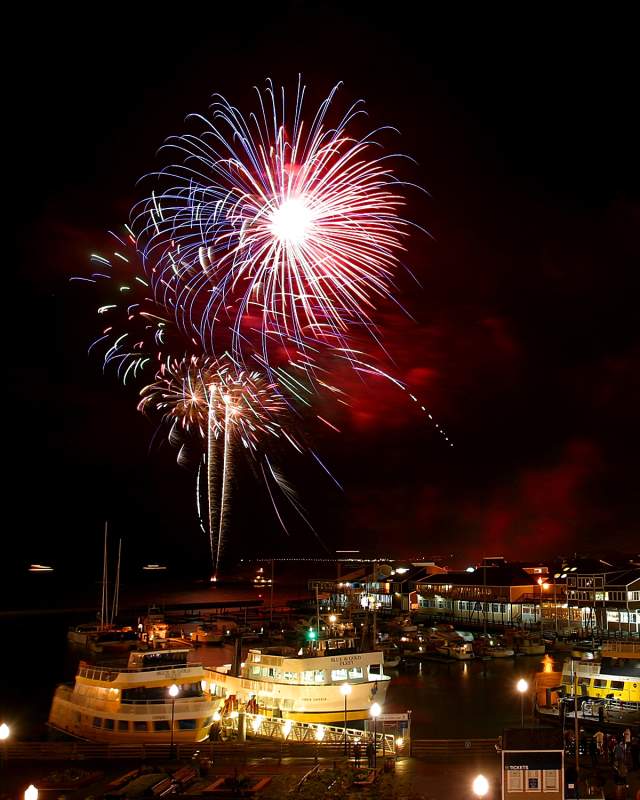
[0,574,557,741]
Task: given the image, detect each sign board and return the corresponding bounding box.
[378,713,409,722]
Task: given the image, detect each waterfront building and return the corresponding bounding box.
[311,562,442,615]
[414,564,565,629]
[563,563,639,635]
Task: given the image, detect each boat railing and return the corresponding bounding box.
[54,690,213,716]
[561,661,601,677]
[78,661,204,681]
[601,642,640,656]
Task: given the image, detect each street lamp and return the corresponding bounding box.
[370,702,381,768]
[168,683,180,758]
[517,679,528,728]
[340,683,352,754]
[472,774,489,797]
[25,786,38,800]
[0,722,9,771]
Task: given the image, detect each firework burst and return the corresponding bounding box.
[132,79,415,366]
[139,354,300,572]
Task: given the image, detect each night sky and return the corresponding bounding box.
[6,6,639,579]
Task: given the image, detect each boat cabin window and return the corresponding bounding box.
[251,666,261,677]
[369,664,381,676]
[302,670,326,684]
[578,677,591,686]
[118,720,129,731]
[610,680,624,690]
[594,679,607,688]
[348,667,363,680]
[139,650,188,668]
[178,719,197,730]
[103,718,114,730]
[331,669,348,682]
[134,721,148,732]
[283,671,298,681]
[154,720,170,731]
[121,682,202,703]
[92,716,102,728]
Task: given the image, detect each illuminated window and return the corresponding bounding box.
[331,669,348,681]
[348,667,363,680]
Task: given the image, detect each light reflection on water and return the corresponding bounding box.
[382,653,558,738]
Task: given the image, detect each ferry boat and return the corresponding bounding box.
[560,642,640,704]
[48,640,219,743]
[535,642,640,729]
[204,636,390,724]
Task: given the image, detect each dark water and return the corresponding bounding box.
[0,575,556,741]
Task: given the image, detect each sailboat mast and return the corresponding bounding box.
[111,538,122,625]
[101,522,109,630]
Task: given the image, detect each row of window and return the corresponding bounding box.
[91,716,206,731]
[572,677,629,691]
[606,611,638,622]
[249,665,371,683]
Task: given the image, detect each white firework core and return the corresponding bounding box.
[269,197,313,245]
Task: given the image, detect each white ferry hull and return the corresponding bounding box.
[205,669,389,723]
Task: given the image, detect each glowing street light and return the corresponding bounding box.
[0,723,9,771]
[472,774,489,797]
[517,679,529,728]
[168,683,180,757]
[370,702,382,768]
[25,786,38,800]
[340,683,352,754]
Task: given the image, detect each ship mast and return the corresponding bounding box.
[100,522,109,630]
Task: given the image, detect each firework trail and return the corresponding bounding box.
[138,353,299,572]
[131,78,417,370]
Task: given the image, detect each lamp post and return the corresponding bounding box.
[517,679,528,728]
[340,683,352,754]
[168,683,180,758]
[537,578,549,638]
[370,702,381,769]
[472,774,489,797]
[315,724,325,763]
[25,786,38,800]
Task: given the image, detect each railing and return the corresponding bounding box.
[410,738,499,758]
[78,662,204,681]
[53,689,213,716]
[602,641,640,655]
[2,738,503,762]
[239,711,396,754]
[1,740,373,761]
